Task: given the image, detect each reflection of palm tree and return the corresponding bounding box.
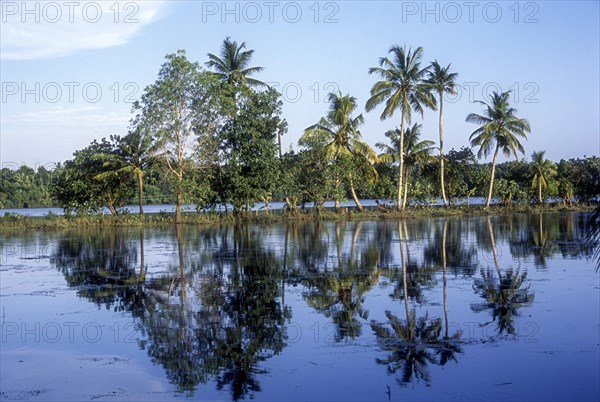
[471,268,534,335]
[302,221,380,341]
[585,205,600,271]
[371,309,461,386]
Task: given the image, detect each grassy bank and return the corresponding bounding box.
[0,203,596,230]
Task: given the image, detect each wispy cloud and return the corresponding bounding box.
[1,1,169,60]
[1,105,129,128]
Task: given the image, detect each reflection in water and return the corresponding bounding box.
[471,218,535,335]
[371,220,462,387]
[36,212,596,399]
[301,222,380,341]
[471,268,534,335]
[371,310,461,386]
[137,225,290,400]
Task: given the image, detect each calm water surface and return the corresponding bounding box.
[1,212,599,401]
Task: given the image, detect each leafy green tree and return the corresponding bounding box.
[302,91,378,211]
[51,137,132,214]
[466,91,531,207]
[132,50,219,222]
[557,157,600,203]
[295,135,345,211]
[366,45,435,210]
[425,61,458,206]
[214,83,284,214]
[205,37,267,87]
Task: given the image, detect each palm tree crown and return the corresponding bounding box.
[205,37,267,87]
[466,91,530,207]
[302,91,378,211]
[303,91,377,163]
[466,91,530,160]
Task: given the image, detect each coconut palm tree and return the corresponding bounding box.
[205,37,267,87]
[531,150,555,204]
[466,91,530,208]
[94,129,163,215]
[366,45,435,210]
[377,123,435,208]
[301,91,378,211]
[425,61,458,206]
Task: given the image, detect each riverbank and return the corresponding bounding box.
[0,203,596,229]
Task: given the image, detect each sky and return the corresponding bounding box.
[1,0,599,170]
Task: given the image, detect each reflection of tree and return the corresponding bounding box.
[371,221,461,387]
[50,229,145,311]
[382,221,437,306]
[136,224,290,400]
[471,268,534,335]
[371,310,461,387]
[585,205,600,270]
[471,217,535,335]
[507,213,559,268]
[302,221,380,341]
[423,218,478,277]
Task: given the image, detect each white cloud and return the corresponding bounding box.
[0,1,168,60]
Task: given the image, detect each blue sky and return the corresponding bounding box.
[1,0,599,169]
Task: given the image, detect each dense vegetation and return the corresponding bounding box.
[1,40,598,216]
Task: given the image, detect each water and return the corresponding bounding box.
[0,198,490,217]
[1,212,598,401]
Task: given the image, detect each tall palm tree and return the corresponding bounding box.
[205,37,267,87]
[425,61,458,207]
[531,150,554,204]
[466,91,530,208]
[366,45,435,210]
[301,91,378,211]
[94,129,163,215]
[377,123,435,209]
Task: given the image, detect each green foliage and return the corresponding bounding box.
[212,84,283,213]
[557,157,600,203]
[0,165,54,208]
[50,137,133,214]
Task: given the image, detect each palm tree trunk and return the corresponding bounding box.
[398,112,405,211]
[442,220,448,339]
[439,94,448,206]
[486,144,500,208]
[399,222,409,321]
[348,173,363,211]
[487,216,500,274]
[402,166,410,209]
[137,172,144,216]
[139,229,146,282]
[538,179,542,204]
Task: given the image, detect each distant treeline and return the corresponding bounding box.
[1,152,598,210]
